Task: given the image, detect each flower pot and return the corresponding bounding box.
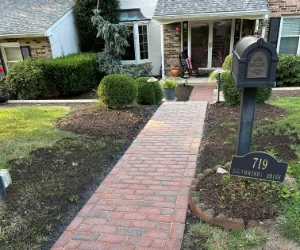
[163,88,176,101]
[0,94,9,103]
[170,67,181,77]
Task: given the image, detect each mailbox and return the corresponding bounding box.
[232,36,279,88]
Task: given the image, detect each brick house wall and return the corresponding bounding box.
[164,23,181,75]
[266,0,300,39]
[0,37,52,59]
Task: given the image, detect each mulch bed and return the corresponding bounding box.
[195,102,299,221]
[272,90,300,98]
[2,104,158,250]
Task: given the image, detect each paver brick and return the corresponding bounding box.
[52,102,207,250]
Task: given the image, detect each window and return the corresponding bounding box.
[122,23,150,63]
[279,17,300,55]
[0,43,31,71]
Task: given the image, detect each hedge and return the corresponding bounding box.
[6,53,100,99]
[276,54,300,87]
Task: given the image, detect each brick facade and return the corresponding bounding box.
[164,23,182,75]
[0,37,52,59]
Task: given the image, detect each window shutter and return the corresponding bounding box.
[20,46,31,59]
[268,17,281,48]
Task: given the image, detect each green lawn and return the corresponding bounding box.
[0,106,75,170]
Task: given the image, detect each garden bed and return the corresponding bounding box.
[182,98,300,249]
[0,104,158,250]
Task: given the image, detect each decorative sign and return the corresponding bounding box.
[230,152,288,182]
[247,52,268,78]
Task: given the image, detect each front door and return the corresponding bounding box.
[190,20,232,68]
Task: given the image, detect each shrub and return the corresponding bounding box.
[222,54,233,71]
[256,87,272,104]
[98,74,137,108]
[44,53,100,96]
[136,77,163,105]
[120,63,152,79]
[222,71,241,106]
[276,54,300,87]
[6,58,49,99]
[160,77,178,89]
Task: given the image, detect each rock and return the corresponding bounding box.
[203,168,214,176]
[192,197,199,204]
[196,173,205,180]
[213,165,222,171]
[217,167,228,174]
[196,203,206,211]
[224,162,231,169]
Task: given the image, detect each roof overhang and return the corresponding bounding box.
[153,10,269,24]
[0,33,46,39]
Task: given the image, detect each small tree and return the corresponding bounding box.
[74,0,120,52]
[92,9,129,75]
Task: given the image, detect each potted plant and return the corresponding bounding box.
[160,77,178,101]
[170,58,181,77]
[0,77,9,103]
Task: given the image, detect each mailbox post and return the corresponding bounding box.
[232,37,279,156]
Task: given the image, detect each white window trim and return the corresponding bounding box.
[0,42,22,71]
[121,21,151,64]
[277,15,300,55]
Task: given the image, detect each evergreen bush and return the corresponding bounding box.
[136,77,163,105]
[74,0,120,52]
[222,54,233,71]
[98,74,137,108]
[44,53,100,96]
[276,54,300,87]
[6,58,49,99]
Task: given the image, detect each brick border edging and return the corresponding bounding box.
[188,162,246,229]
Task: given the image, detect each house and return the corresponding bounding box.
[0,0,79,76]
[120,0,161,76]
[152,0,300,78]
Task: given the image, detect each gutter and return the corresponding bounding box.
[153,10,269,23]
[0,33,46,39]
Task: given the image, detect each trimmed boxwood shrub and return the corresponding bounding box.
[98,74,137,108]
[136,77,163,105]
[45,53,101,96]
[6,53,100,100]
[6,58,49,99]
[276,54,300,87]
[222,54,233,71]
[222,71,272,106]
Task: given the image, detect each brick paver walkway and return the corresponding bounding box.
[52,101,207,250]
[189,85,216,103]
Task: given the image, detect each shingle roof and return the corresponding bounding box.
[0,0,74,36]
[154,0,268,17]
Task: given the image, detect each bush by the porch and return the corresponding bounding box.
[98,74,137,108]
[136,77,163,105]
[222,67,272,106]
[276,54,300,87]
[6,58,49,99]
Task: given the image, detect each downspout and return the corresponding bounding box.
[160,24,165,80]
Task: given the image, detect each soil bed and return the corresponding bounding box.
[196,102,299,221]
[176,85,194,101]
[1,104,158,250]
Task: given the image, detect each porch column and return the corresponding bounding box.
[261,14,268,39]
[160,24,165,80]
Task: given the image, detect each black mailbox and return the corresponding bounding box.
[232,36,279,88]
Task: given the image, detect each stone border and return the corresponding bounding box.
[188,162,246,229]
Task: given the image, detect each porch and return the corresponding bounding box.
[153,0,269,79]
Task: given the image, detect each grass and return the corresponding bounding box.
[184,221,267,250]
[0,106,74,170]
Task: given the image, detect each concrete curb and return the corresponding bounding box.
[7,99,99,104]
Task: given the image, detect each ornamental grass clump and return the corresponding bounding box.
[98,74,137,108]
[159,77,178,89]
